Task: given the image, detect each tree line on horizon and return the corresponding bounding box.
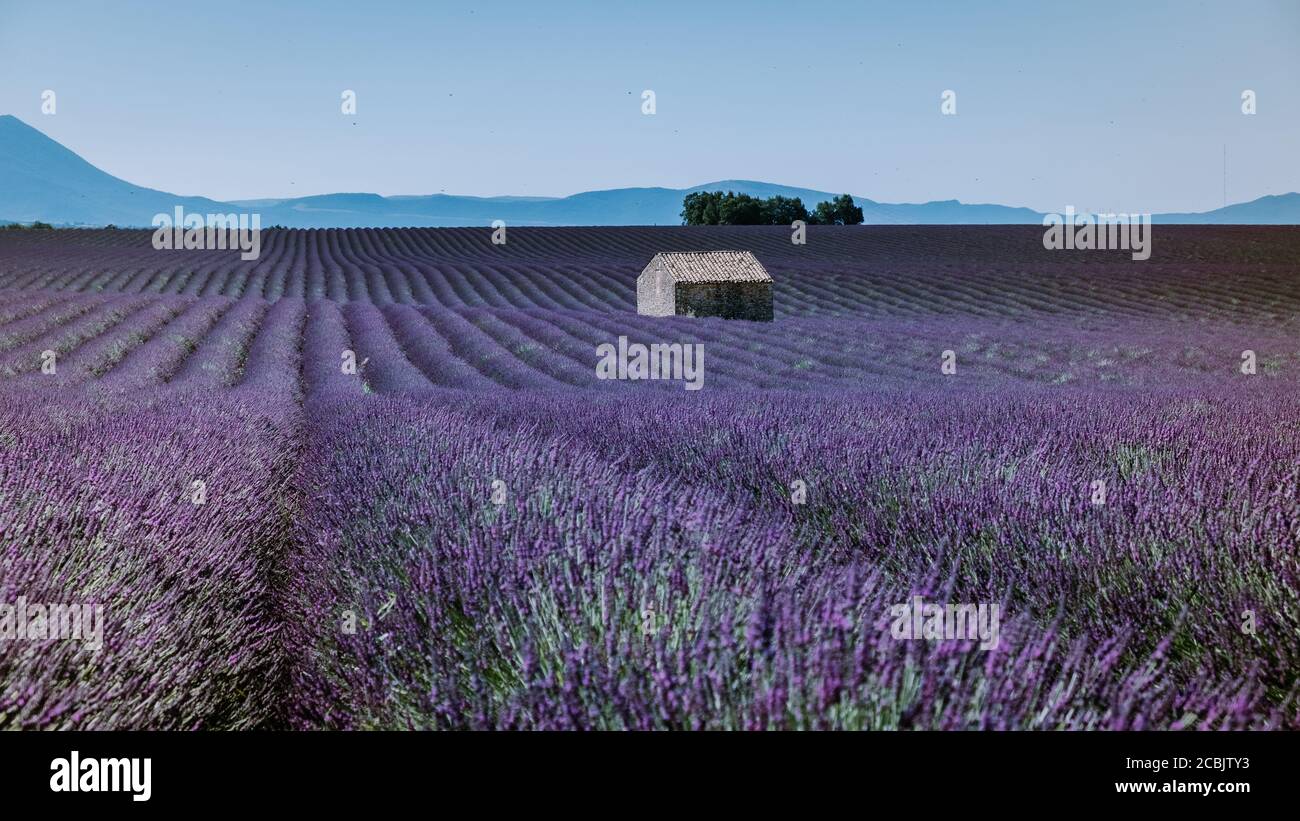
[0,221,56,230]
[680,191,864,226]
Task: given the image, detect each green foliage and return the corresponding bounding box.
[680,191,728,225]
[682,190,862,226]
[683,191,801,225]
[806,194,864,226]
[1,221,56,231]
[763,195,810,225]
[718,192,766,225]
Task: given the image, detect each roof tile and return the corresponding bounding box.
[651,251,772,283]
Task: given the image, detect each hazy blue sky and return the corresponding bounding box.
[1,0,1296,212]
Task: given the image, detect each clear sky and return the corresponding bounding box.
[1,0,1296,213]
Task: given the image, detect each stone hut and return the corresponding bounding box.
[636,251,773,321]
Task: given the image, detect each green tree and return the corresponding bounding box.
[718,192,766,225]
[681,191,726,225]
[683,191,813,225]
[809,194,863,226]
[762,195,809,225]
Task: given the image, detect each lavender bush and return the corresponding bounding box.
[0,226,1296,730]
[281,388,1299,729]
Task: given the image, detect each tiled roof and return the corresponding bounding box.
[652,251,772,283]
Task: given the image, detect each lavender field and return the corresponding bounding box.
[1,226,1297,730]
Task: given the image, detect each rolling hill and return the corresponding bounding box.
[2,115,1297,227]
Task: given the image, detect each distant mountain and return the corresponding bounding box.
[1150,193,1300,224]
[2,115,1296,227]
[0,115,235,226]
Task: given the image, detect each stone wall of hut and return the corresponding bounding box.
[675,281,773,321]
[636,261,676,316]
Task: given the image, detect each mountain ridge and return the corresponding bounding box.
[3,115,1297,227]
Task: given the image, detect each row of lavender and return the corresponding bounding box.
[283,387,1300,729]
[3,371,1297,728]
[3,226,1299,319]
[0,386,299,728]
[2,291,1296,392]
